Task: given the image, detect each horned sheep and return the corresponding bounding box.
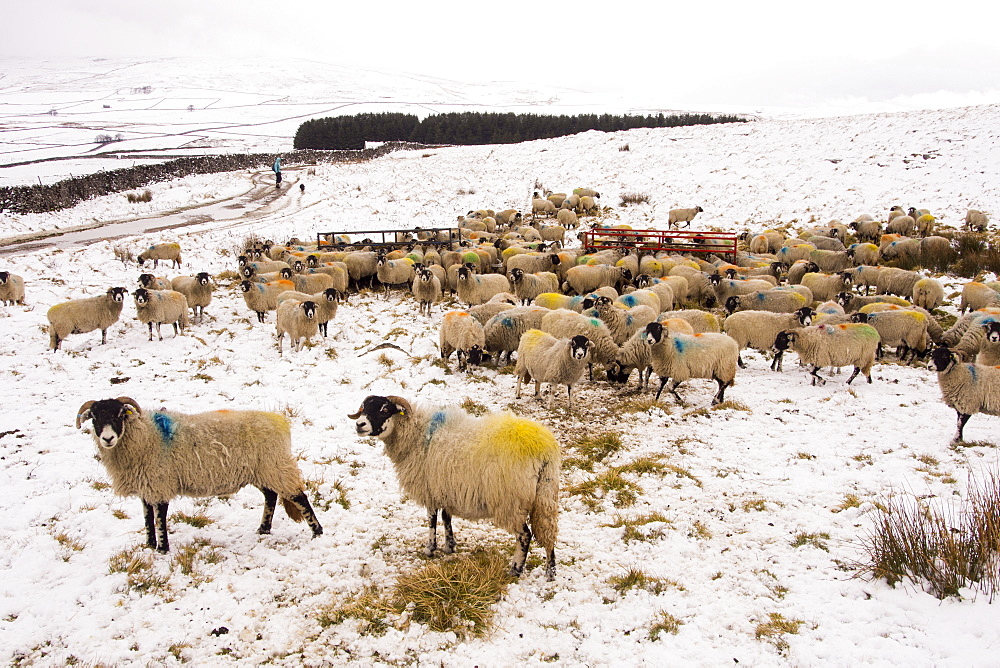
[772,323,880,386]
[138,274,171,291]
[76,397,322,552]
[47,287,128,351]
[643,322,739,404]
[928,347,1000,443]
[514,329,592,408]
[349,395,561,579]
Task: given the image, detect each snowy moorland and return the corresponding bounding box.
[1,73,1000,665]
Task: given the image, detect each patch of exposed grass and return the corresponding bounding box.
[755,613,804,654]
[607,568,682,595]
[833,493,862,513]
[564,432,625,471]
[792,531,831,551]
[108,546,170,597]
[170,511,213,528]
[711,400,751,412]
[617,397,671,414]
[565,469,641,510]
[460,398,489,416]
[689,520,712,540]
[649,611,684,639]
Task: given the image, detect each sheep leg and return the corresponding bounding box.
[425,508,439,556]
[441,509,455,554]
[846,367,862,385]
[142,500,157,549]
[288,492,323,537]
[770,350,784,372]
[509,523,533,577]
[155,322,163,341]
[809,366,827,386]
[737,354,746,369]
[258,487,278,534]
[955,412,971,443]
[654,376,668,401]
[100,328,108,345]
[154,501,169,553]
[669,381,684,404]
[515,374,523,399]
[712,376,729,405]
[544,546,556,581]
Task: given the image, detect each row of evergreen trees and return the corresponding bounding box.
[294,111,746,150]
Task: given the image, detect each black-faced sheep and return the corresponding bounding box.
[509,268,559,305]
[514,329,592,408]
[0,271,25,306]
[276,299,318,353]
[772,323,880,386]
[170,272,213,324]
[668,206,703,229]
[928,347,1000,443]
[240,279,294,323]
[349,395,560,579]
[644,322,739,404]
[138,273,171,291]
[278,288,339,336]
[723,307,815,369]
[76,397,322,552]
[440,310,488,370]
[137,243,182,269]
[47,287,128,351]
[412,267,442,316]
[484,305,548,365]
[964,209,989,232]
[133,288,189,341]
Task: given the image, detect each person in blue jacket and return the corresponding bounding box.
[273,156,282,188]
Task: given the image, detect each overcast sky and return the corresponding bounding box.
[4,0,999,109]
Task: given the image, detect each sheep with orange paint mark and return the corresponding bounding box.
[349,394,561,579]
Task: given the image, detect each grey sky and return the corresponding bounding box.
[4,0,999,108]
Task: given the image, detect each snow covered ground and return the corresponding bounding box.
[1,60,1000,665]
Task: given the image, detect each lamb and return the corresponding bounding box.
[850,310,929,361]
[133,288,189,341]
[240,279,295,323]
[76,396,322,552]
[457,266,511,306]
[771,323,880,386]
[514,329,592,408]
[911,277,944,311]
[138,273,171,291]
[565,264,631,296]
[668,206,703,229]
[170,272,213,323]
[278,288,339,336]
[724,289,809,315]
[0,271,25,305]
[959,282,1000,313]
[928,347,1000,443]
[137,243,182,269]
[643,322,739,404]
[47,287,128,351]
[509,268,559,305]
[724,307,815,369]
[964,209,989,232]
[349,394,560,579]
[275,299,318,353]
[440,310,488,370]
[412,267,442,316]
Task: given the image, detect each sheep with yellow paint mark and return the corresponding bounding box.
[76,397,322,552]
[349,394,561,580]
[514,329,592,409]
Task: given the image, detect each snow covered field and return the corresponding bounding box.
[1,60,1000,665]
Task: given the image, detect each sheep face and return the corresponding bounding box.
[107,287,128,303]
[570,335,591,360]
[76,397,141,449]
[985,322,1000,343]
[724,296,740,314]
[644,322,664,345]
[241,266,256,279]
[773,330,795,352]
[349,395,406,437]
[928,347,958,373]
[195,272,210,285]
[138,274,155,287]
[133,288,151,305]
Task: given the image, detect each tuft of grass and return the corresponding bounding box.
[608,568,682,595]
[755,613,804,654]
[689,520,712,540]
[711,400,751,412]
[565,469,641,510]
[618,143,630,152]
[564,432,625,471]
[742,497,768,512]
[126,189,153,203]
[112,509,129,520]
[108,546,170,596]
[649,611,684,639]
[170,511,213,528]
[460,397,489,416]
[833,493,862,513]
[113,244,136,265]
[617,397,671,414]
[791,531,831,551]
[619,192,650,207]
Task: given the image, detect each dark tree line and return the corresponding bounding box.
[294,111,747,150]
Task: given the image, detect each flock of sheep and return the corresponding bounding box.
[5,188,1000,581]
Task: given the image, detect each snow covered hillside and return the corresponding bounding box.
[0,100,999,665]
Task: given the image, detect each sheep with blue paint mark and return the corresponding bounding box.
[928,348,1000,443]
[484,305,548,365]
[76,397,322,552]
[240,279,295,323]
[724,289,809,315]
[643,322,739,404]
[723,307,815,369]
[350,394,561,579]
[138,242,182,269]
[772,323,880,386]
[0,271,25,306]
[133,288,189,341]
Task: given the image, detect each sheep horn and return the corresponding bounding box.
[386,396,412,416]
[75,400,96,429]
[115,396,142,416]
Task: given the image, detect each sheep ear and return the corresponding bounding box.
[76,401,95,429]
[115,396,142,416]
[386,395,412,416]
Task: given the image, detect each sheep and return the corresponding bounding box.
[835,291,910,312]
[801,271,853,302]
[579,196,599,215]
[412,267,442,316]
[585,296,639,345]
[573,187,600,199]
[880,238,921,264]
[806,236,846,252]
[723,307,815,369]
[850,218,883,243]
[0,271,25,306]
[514,329,592,408]
[911,277,945,311]
[557,208,578,229]
[565,264,631,296]
[137,243,182,269]
[349,395,560,579]
[657,309,720,333]
[941,309,1000,348]
[960,282,1000,313]
[344,251,379,291]
[964,209,989,232]
[546,193,567,208]
[777,244,817,265]
[643,322,739,404]
[876,267,921,298]
[666,266,715,307]
[886,215,915,236]
[76,396,322,552]
[724,289,809,315]
[138,273,171,291]
[532,292,587,312]
[748,234,771,255]
[170,272,213,323]
[509,268,559,305]
[240,279,295,323]
[772,323,880,386]
[133,288,189,341]
[668,206,703,229]
[540,309,619,373]
[850,310,929,361]
[809,248,851,272]
[456,265,511,306]
[47,287,128,351]
[561,194,582,213]
[710,276,777,304]
[638,277,678,310]
[846,243,880,267]
[278,288,339,336]
[978,322,1000,366]
[275,299,318,353]
[496,209,522,227]
[914,214,936,237]
[468,298,517,326]
[375,255,414,298]
[787,260,820,285]
[532,197,557,217]
[484,305,548,365]
[440,310,488,370]
[928,347,1000,443]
